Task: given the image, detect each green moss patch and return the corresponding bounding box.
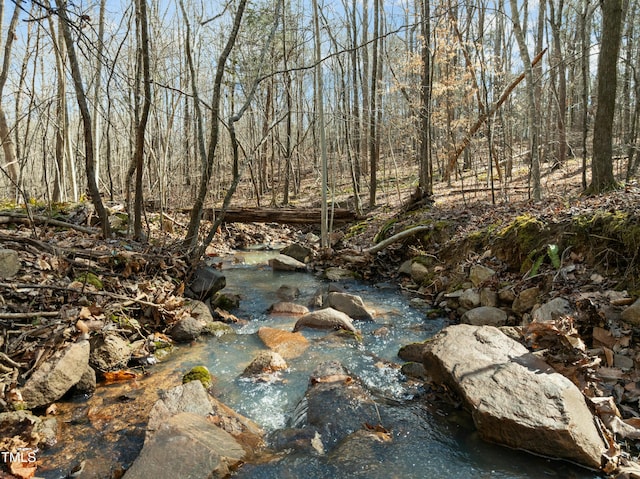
[182,365,213,389]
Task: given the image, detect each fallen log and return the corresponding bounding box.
[184,207,363,225]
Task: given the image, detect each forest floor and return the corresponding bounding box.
[1,155,640,477]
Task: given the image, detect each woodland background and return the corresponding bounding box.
[0,0,636,259]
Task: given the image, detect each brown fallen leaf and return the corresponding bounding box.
[593,326,617,349]
[603,346,615,367]
[9,458,38,479]
[103,370,137,383]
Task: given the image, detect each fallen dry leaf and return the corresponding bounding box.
[9,458,38,479]
[103,370,137,383]
[593,327,617,349]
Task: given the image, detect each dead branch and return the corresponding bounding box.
[0,281,160,308]
[0,352,24,368]
[0,312,60,320]
[446,48,548,173]
[0,211,98,235]
[362,225,433,255]
[162,211,186,228]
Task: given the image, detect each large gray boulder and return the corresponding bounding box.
[21,340,90,408]
[293,308,358,334]
[271,361,377,454]
[90,334,131,371]
[268,254,307,271]
[123,411,244,479]
[187,265,226,300]
[423,324,606,469]
[0,249,20,278]
[124,380,263,479]
[323,292,373,320]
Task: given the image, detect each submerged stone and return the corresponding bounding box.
[187,265,226,300]
[257,327,309,359]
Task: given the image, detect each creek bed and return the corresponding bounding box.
[36,251,600,478]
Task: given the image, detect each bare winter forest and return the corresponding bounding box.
[0,0,636,251]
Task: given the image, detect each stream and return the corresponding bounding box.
[36,250,601,478]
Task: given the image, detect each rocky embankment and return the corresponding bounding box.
[2,190,640,478]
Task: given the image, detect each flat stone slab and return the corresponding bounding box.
[21,340,90,408]
[123,412,244,479]
[423,324,607,469]
[258,327,309,359]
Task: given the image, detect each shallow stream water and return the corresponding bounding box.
[36,250,601,478]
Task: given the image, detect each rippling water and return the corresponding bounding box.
[35,250,601,478]
[202,253,601,479]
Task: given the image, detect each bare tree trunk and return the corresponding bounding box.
[48,13,68,202]
[0,0,21,200]
[312,0,329,247]
[412,2,433,194]
[56,0,111,238]
[92,0,107,191]
[589,0,623,193]
[549,0,567,169]
[132,0,152,240]
[350,0,362,211]
[509,0,541,201]
[282,0,293,206]
[368,0,379,207]
[184,0,249,251]
[580,0,592,189]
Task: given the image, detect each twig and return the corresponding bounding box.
[162,212,186,228]
[0,282,160,308]
[0,211,98,235]
[0,311,60,320]
[0,352,24,368]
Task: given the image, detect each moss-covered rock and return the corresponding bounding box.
[211,292,241,310]
[495,214,548,273]
[182,365,213,389]
[202,321,235,337]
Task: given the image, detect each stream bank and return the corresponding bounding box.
[1,187,640,477]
